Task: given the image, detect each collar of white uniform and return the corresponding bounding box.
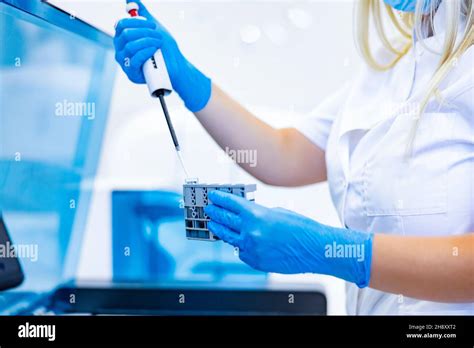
[335,2,469,142]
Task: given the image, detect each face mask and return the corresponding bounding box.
[383,0,433,13]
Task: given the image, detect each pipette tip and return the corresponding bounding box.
[176,150,190,179]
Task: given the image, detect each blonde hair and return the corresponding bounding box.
[354,0,473,154]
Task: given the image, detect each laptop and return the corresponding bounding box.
[0,217,24,291]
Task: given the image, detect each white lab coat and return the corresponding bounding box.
[294,4,473,315]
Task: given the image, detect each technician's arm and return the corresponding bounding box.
[204,190,474,302]
[114,1,326,187]
[194,84,326,186]
[370,234,474,302]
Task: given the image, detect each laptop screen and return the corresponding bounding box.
[0,216,24,291]
[0,0,115,292]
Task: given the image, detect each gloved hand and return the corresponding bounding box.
[204,190,374,288]
[114,0,212,112]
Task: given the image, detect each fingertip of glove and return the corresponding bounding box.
[207,221,217,233]
[203,203,213,211]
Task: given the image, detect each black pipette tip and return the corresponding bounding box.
[157,91,180,151]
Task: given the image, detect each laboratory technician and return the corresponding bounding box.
[114,0,474,314]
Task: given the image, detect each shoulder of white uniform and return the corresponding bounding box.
[442,45,474,102]
[450,44,473,76]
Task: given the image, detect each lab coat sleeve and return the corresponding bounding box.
[292,83,351,151]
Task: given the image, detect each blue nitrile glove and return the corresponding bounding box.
[204,191,374,288]
[114,0,212,112]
